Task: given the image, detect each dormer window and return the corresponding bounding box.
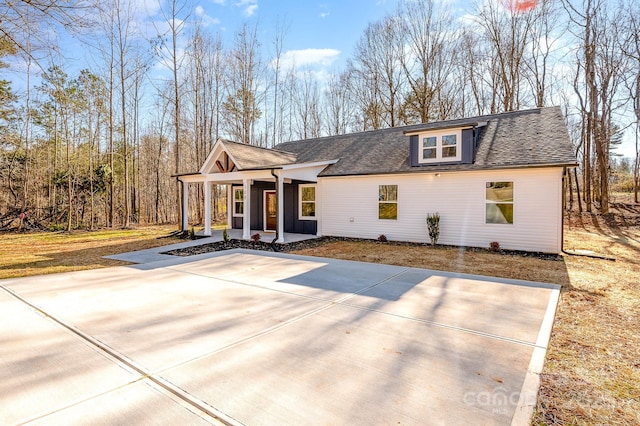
[418,130,462,164]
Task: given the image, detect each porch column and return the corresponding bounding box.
[226,184,232,229]
[181,180,189,232]
[203,181,211,236]
[315,180,322,237]
[242,178,251,240]
[277,171,284,243]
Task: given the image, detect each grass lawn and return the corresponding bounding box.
[0,214,638,425]
[0,225,182,279]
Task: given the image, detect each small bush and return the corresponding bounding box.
[378,234,388,242]
[49,223,66,232]
[251,232,261,242]
[222,228,230,242]
[426,213,440,245]
[189,226,196,240]
[611,175,636,193]
[489,241,501,252]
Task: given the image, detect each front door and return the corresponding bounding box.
[264,191,277,231]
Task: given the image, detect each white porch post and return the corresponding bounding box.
[204,181,211,236]
[226,184,233,229]
[242,178,251,240]
[181,180,189,232]
[277,171,284,243]
[315,180,322,237]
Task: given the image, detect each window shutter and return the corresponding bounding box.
[409,135,419,166]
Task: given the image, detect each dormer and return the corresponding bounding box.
[407,123,484,167]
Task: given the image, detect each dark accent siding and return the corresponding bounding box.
[250,181,274,230]
[284,181,317,235]
[230,181,316,235]
[461,128,474,164]
[232,216,242,229]
[409,135,419,166]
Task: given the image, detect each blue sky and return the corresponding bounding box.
[192,0,403,70]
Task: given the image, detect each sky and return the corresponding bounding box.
[180,0,407,78]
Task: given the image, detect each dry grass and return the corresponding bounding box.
[292,222,640,425]
[0,226,182,279]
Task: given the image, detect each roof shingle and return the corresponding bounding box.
[274,106,576,176]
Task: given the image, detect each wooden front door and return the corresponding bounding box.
[265,191,277,231]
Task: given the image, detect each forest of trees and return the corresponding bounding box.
[0,0,639,231]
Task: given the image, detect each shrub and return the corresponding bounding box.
[378,234,388,242]
[251,232,261,243]
[489,241,501,252]
[189,226,196,240]
[222,228,230,242]
[49,223,66,232]
[426,213,440,245]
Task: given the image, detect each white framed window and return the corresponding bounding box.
[299,184,316,220]
[486,181,514,224]
[233,187,244,217]
[378,185,398,220]
[418,130,461,163]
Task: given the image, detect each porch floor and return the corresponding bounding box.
[105,228,320,265]
[195,228,319,244]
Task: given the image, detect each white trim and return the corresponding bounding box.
[242,178,251,240]
[316,180,323,237]
[417,129,462,164]
[281,159,339,170]
[378,184,398,221]
[232,187,245,218]
[298,184,317,221]
[204,181,211,236]
[263,190,277,232]
[226,184,232,229]
[485,180,514,225]
[181,180,189,231]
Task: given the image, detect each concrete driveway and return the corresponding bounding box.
[0,249,559,425]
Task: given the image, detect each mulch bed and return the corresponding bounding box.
[162,235,562,260]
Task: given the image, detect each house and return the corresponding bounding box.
[177,106,577,253]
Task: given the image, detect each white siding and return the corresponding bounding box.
[319,168,564,253]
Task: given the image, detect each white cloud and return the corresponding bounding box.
[244,4,258,16]
[279,48,341,70]
[234,0,258,17]
[195,5,221,26]
[319,12,330,18]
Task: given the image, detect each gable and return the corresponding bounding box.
[200,139,298,174]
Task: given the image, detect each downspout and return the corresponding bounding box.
[177,175,185,234]
[561,167,566,253]
[270,168,281,252]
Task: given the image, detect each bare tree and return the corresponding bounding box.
[398,0,455,123]
[351,15,404,128]
[223,23,263,145]
[0,0,97,66]
[156,0,191,226]
[324,71,354,136]
[474,0,537,112]
[564,0,630,213]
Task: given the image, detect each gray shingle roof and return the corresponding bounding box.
[222,139,298,170]
[274,106,576,176]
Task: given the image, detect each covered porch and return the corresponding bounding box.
[176,138,337,243]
